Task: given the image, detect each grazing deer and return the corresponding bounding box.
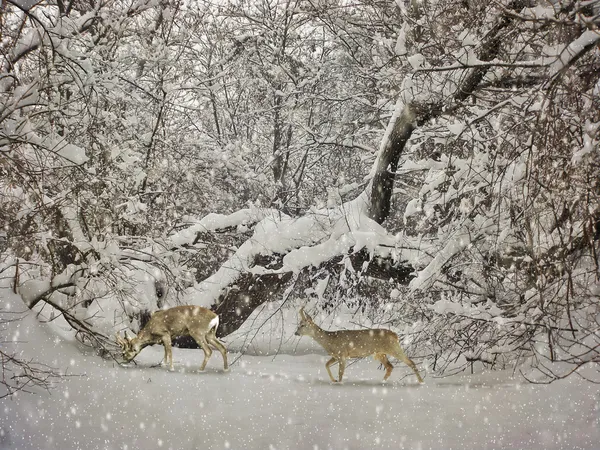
[295,308,423,383]
[116,305,228,372]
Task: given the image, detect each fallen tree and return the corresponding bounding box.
[174,0,534,336]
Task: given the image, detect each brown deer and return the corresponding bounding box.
[116,305,228,372]
[295,308,423,383]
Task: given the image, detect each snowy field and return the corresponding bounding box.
[2,308,599,450]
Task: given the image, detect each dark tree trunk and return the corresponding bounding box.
[368,106,416,224]
[213,271,294,337]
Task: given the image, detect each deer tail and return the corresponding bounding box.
[208,315,219,333]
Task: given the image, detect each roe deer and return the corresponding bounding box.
[116,305,228,372]
[294,308,423,383]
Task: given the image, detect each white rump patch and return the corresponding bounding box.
[209,316,219,332]
[194,307,201,315]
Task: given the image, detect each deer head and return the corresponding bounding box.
[115,331,142,362]
[295,307,316,337]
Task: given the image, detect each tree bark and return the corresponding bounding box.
[369,105,416,224]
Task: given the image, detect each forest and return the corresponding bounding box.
[1,0,599,449]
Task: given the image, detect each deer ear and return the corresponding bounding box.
[300,307,313,322]
[116,333,131,349]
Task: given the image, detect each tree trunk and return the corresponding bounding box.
[369,105,416,224]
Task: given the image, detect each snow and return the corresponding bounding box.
[56,144,89,166]
[61,206,94,253]
[403,198,422,221]
[11,82,39,108]
[407,53,426,70]
[3,3,600,447]
[18,279,51,307]
[572,120,599,164]
[523,5,556,19]
[409,230,473,291]
[395,23,408,56]
[430,298,503,319]
[2,300,600,450]
[549,30,600,77]
[447,122,465,137]
[170,208,278,247]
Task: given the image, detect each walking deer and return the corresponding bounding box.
[295,308,423,383]
[116,305,228,372]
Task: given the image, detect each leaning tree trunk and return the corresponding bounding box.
[368,105,416,224]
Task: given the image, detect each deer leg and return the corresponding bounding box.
[338,358,346,382]
[375,353,394,381]
[207,331,229,371]
[161,345,169,366]
[161,336,174,371]
[325,357,338,383]
[192,335,212,371]
[405,356,424,383]
[200,343,213,371]
[393,347,423,383]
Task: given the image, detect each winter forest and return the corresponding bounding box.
[1,0,600,448]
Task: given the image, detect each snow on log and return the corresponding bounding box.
[172,192,419,338]
[549,30,600,78]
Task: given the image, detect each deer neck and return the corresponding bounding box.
[133,329,159,348]
[310,324,332,346]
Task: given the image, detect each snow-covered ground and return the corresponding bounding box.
[2,306,599,450]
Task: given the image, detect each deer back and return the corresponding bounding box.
[142,305,218,339]
[317,328,399,358]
